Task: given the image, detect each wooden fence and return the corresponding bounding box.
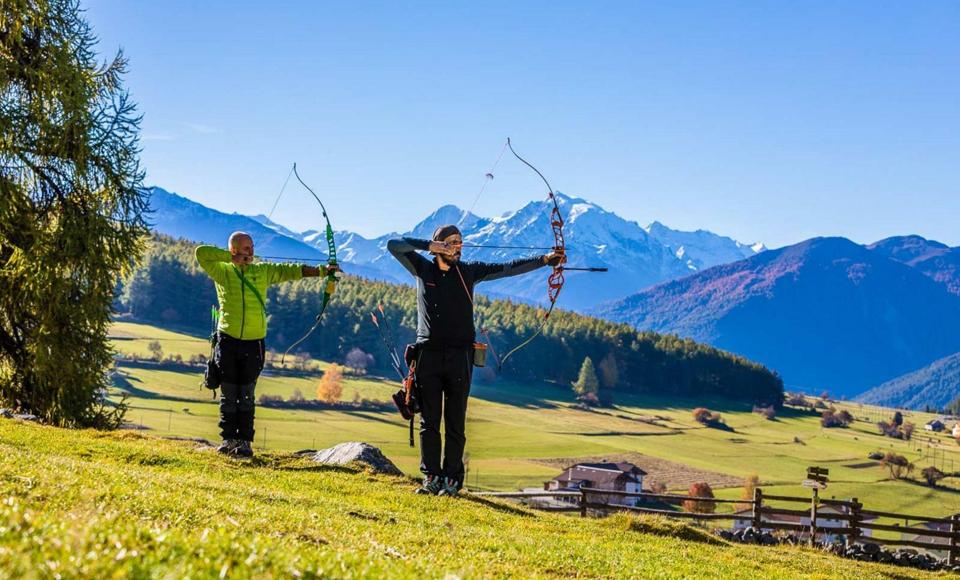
[473,488,960,565]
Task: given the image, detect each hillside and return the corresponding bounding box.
[856,352,960,411]
[116,235,784,405]
[595,237,960,397]
[0,419,943,578]
[108,321,960,515]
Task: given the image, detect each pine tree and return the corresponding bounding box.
[572,357,599,399]
[0,0,148,426]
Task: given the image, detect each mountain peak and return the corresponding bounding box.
[867,235,951,266]
[645,221,765,271]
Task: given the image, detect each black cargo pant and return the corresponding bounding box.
[214,332,265,442]
[416,346,473,486]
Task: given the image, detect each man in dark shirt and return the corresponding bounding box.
[388,225,562,496]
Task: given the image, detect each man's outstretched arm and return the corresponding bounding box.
[473,252,563,283]
[300,264,339,278]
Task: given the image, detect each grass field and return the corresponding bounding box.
[109,321,960,517]
[0,419,947,578]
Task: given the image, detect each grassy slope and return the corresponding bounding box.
[0,420,945,578]
[110,322,960,514]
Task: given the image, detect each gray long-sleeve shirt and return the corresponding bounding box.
[387,237,547,347]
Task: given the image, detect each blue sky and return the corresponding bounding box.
[85,1,960,248]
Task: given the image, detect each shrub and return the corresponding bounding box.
[753,405,776,420]
[693,408,726,428]
[902,423,915,441]
[921,466,945,487]
[258,394,283,404]
[682,482,716,514]
[288,388,305,403]
[344,347,373,374]
[692,407,712,424]
[785,392,808,407]
[821,408,852,428]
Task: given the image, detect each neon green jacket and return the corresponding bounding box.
[195,245,305,340]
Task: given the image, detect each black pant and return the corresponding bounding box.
[214,333,264,441]
[416,346,473,485]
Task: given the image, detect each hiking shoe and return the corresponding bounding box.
[437,477,460,497]
[216,439,240,454]
[415,475,443,495]
[233,440,254,458]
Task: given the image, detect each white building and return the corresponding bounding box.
[544,462,646,507]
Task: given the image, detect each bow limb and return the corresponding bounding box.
[496,139,567,370]
[280,163,339,364]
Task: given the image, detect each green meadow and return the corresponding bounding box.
[0,420,947,578]
[110,321,960,516]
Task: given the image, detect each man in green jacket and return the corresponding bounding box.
[196,231,338,457]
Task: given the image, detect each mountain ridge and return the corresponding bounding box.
[147,186,764,310]
[594,236,960,397]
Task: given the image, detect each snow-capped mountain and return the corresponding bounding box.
[645,221,766,272]
[294,192,764,310]
[145,185,764,311]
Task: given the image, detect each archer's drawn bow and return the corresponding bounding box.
[280,163,339,363]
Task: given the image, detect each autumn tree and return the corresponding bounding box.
[683,482,716,514]
[880,452,914,480]
[147,341,163,361]
[598,352,619,389]
[316,364,344,403]
[737,473,761,511]
[0,0,148,427]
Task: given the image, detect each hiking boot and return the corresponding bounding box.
[437,477,460,497]
[216,439,240,454]
[414,475,443,495]
[233,440,254,458]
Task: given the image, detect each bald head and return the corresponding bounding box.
[229,231,254,263]
[229,231,252,250]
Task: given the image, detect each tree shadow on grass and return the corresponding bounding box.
[253,455,362,475]
[899,478,960,496]
[112,371,203,404]
[341,409,405,427]
[553,431,678,437]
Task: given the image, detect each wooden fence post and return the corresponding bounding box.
[809,488,819,547]
[949,513,959,567]
[849,497,862,544]
[580,488,588,518]
[752,488,763,529]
